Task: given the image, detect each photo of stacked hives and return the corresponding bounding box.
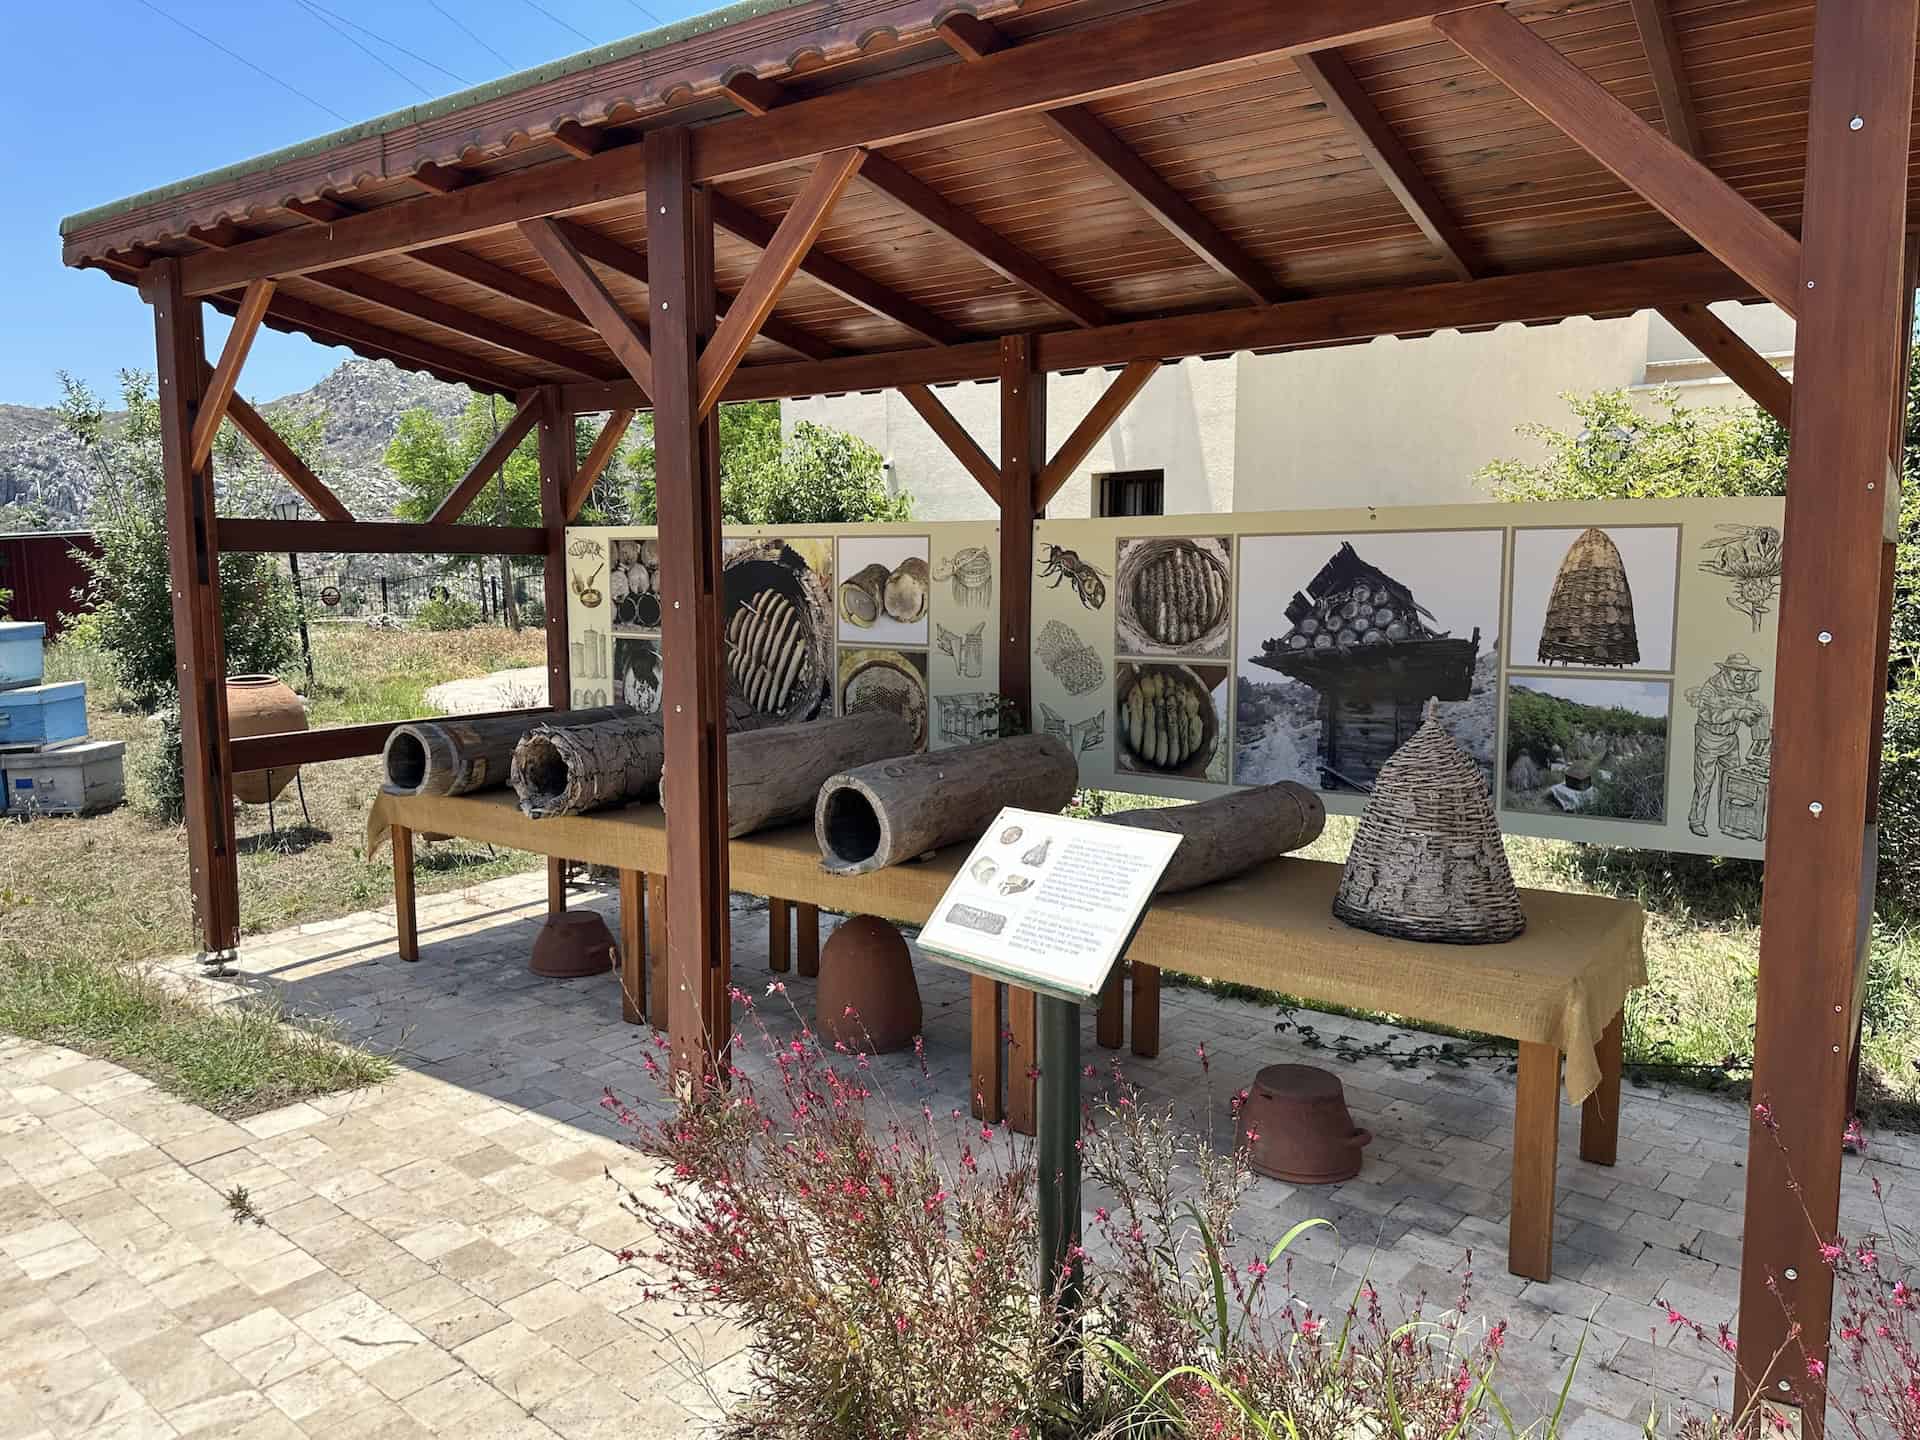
[721,537,834,723]
[1115,536,1232,658]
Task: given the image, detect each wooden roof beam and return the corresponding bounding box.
[698,149,865,418]
[406,246,589,327]
[224,394,354,521]
[223,290,531,393]
[174,0,1480,296]
[1294,48,1481,281]
[192,279,274,473]
[1627,0,1702,159]
[550,121,604,159]
[303,266,623,380]
[1433,6,1799,314]
[718,71,789,118]
[937,13,1284,305]
[1037,359,1160,507]
[430,393,542,523]
[898,384,1001,503]
[858,152,1112,328]
[410,162,470,196]
[566,408,635,519]
[1658,302,1792,427]
[520,217,656,398]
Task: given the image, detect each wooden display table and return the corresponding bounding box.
[368,791,1644,1281]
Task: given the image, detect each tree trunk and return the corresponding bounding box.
[883,556,929,624]
[664,711,915,838]
[839,563,891,628]
[816,734,1078,875]
[382,705,631,797]
[1100,782,1326,894]
[515,698,778,818]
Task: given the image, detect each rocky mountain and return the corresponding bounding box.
[0,359,475,529]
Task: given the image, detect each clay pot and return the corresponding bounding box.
[226,675,306,804]
[1236,1064,1372,1184]
[530,911,617,978]
[816,915,921,1053]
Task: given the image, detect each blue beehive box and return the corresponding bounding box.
[0,681,86,749]
[0,622,46,691]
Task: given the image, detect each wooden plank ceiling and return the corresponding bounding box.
[61,0,1876,400]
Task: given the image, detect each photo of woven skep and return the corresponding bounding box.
[1538,527,1639,667]
[1333,703,1525,944]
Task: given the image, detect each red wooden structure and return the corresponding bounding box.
[57,1,1918,1428]
[0,531,98,641]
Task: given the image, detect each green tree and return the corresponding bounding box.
[60,371,302,710]
[387,396,543,527]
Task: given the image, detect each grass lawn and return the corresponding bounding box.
[0,621,548,1116]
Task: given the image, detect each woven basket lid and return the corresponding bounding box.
[1539,527,1639,667]
[1333,704,1525,945]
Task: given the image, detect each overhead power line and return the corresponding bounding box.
[299,0,473,88]
[126,0,351,124]
[293,0,435,97]
[520,0,595,45]
[426,0,514,69]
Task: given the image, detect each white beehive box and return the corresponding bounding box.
[3,739,125,816]
[0,621,46,691]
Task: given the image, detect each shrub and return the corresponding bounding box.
[412,594,483,632]
[129,700,185,824]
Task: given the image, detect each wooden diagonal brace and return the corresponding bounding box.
[1434,6,1799,314]
[429,394,541,524]
[191,279,274,473]
[567,409,636,519]
[519,217,656,397]
[697,148,866,418]
[225,394,353,521]
[1037,360,1160,508]
[1658,303,1791,427]
[899,385,1000,504]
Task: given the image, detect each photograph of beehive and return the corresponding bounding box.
[1510,526,1678,672]
[1115,662,1227,781]
[1114,536,1232,658]
[1538,527,1638,666]
[609,536,663,631]
[839,648,931,751]
[721,536,835,723]
[837,535,931,646]
[1236,533,1502,794]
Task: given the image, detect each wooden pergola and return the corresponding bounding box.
[58,0,1917,1426]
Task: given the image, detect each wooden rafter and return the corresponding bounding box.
[696,148,866,417]
[429,394,542,523]
[718,71,788,117]
[1294,49,1480,281]
[284,195,355,224]
[710,190,966,346]
[411,161,469,195]
[408,245,590,328]
[169,0,1492,296]
[1433,6,1799,314]
[303,266,622,380]
[1628,0,1702,158]
[235,289,530,392]
[550,120,603,159]
[899,385,1000,503]
[519,217,656,398]
[191,279,274,473]
[1036,360,1160,507]
[937,13,1284,305]
[1657,303,1791,426]
[567,409,636,519]
[225,394,354,521]
[858,152,1112,328]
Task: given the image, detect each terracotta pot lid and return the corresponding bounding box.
[530,911,616,979]
[1237,1063,1372,1185]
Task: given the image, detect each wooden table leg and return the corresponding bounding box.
[1096,967,1125,1049]
[1581,1012,1623,1166]
[546,856,567,915]
[1130,961,1161,1058]
[796,903,820,978]
[1510,1041,1561,1282]
[971,978,1002,1123]
[619,870,645,1026]
[646,872,669,1034]
[1008,986,1037,1136]
[768,899,791,973]
[392,824,418,963]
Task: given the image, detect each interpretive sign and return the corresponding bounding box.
[915,807,1182,1003]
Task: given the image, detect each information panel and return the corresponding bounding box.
[915,807,1182,1003]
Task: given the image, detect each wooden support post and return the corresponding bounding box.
[190,278,275,474]
[796,903,820,978]
[768,898,791,973]
[1580,1012,1622,1166]
[547,860,568,915]
[1510,1041,1560,1283]
[1738,4,1917,1426]
[650,127,733,1084]
[1007,985,1037,1135]
[392,825,419,962]
[620,870,645,1024]
[539,386,575,926]
[1096,968,1124,1050]
[1130,961,1161,1058]
[971,976,1002,1124]
[647,872,670,1033]
[142,260,240,956]
[1657,303,1792,427]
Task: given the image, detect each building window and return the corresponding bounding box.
[1096,469,1164,517]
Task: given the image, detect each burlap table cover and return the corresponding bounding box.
[369,791,1645,1102]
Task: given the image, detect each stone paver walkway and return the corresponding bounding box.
[4,868,1915,1439]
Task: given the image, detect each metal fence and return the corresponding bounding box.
[288,560,543,624]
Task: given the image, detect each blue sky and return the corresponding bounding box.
[2,0,702,409]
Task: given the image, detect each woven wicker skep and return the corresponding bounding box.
[1333,712,1525,944]
[1538,527,1639,666]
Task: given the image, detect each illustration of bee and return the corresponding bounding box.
[1038,544,1108,610]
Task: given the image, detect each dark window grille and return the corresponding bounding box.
[1096,469,1165,517]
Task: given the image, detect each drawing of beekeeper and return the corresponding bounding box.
[1684,653,1771,837]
